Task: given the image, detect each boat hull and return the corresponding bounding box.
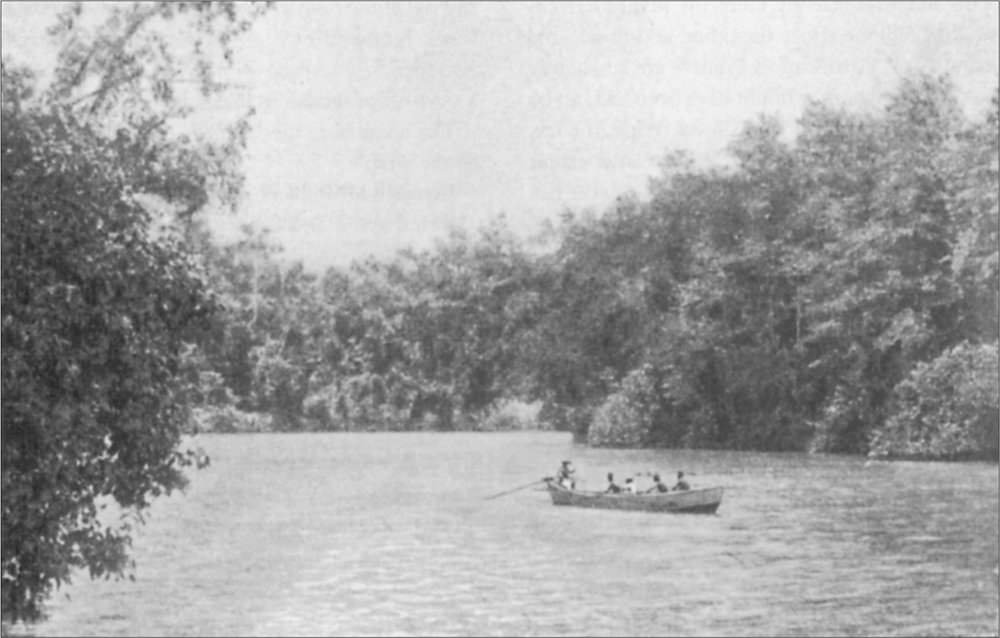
[546,481,723,514]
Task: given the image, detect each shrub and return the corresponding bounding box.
[191,406,272,434]
[474,400,543,431]
[870,342,1000,459]
[588,393,648,447]
[588,366,663,448]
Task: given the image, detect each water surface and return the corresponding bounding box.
[22,432,1000,636]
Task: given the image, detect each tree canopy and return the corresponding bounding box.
[2,2,268,623]
[178,74,997,464]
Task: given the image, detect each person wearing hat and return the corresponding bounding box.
[672,471,690,491]
[556,460,576,489]
[646,473,669,493]
[605,472,623,494]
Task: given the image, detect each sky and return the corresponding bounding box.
[3,2,998,272]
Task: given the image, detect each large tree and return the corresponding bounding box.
[1,2,269,623]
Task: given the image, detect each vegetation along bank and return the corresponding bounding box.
[185,77,999,463]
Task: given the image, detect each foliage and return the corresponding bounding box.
[870,342,999,459]
[191,404,272,434]
[1,2,267,623]
[9,2,992,630]
[475,400,544,432]
[183,73,996,464]
[588,366,662,447]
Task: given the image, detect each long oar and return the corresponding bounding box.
[642,470,697,476]
[484,478,548,501]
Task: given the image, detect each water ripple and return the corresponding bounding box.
[23,432,999,637]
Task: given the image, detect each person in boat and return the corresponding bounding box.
[624,477,637,494]
[556,460,576,489]
[605,472,622,494]
[672,471,690,491]
[645,473,669,493]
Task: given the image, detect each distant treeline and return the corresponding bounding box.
[186,75,998,460]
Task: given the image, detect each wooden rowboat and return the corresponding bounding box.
[545,480,723,514]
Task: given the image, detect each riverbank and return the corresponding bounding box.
[189,410,1000,467]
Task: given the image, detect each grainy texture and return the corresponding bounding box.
[15,432,998,637]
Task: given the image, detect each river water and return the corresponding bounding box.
[18,432,1000,636]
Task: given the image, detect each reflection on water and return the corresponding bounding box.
[22,432,1000,637]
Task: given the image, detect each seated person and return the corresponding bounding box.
[624,477,637,494]
[672,471,690,491]
[645,473,669,493]
[605,472,622,494]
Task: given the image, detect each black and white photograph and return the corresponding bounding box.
[2,2,998,636]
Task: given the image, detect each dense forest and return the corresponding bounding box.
[184,74,998,461]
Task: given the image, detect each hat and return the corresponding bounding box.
[562,460,572,466]
[625,477,633,483]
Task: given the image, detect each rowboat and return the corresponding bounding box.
[544,480,723,514]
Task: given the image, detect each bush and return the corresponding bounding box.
[191,406,272,434]
[473,400,544,431]
[588,366,663,448]
[869,342,1000,459]
[588,393,648,447]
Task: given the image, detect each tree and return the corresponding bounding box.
[799,74,990,453]
[300,216,539,432]
[1,2,269,623]
[871,342,999,459]
[568,74,997,456]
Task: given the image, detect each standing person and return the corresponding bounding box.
[645,473,669,493]
[605,472,622,494]
[672,471,690,491]
[624,477,637,494]
[556,460,576,489]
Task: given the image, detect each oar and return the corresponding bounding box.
[484,478,549,501]
[644,470,697,476]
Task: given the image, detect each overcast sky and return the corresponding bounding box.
[3,2,998,271]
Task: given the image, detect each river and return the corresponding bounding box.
[17,432,999,636]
